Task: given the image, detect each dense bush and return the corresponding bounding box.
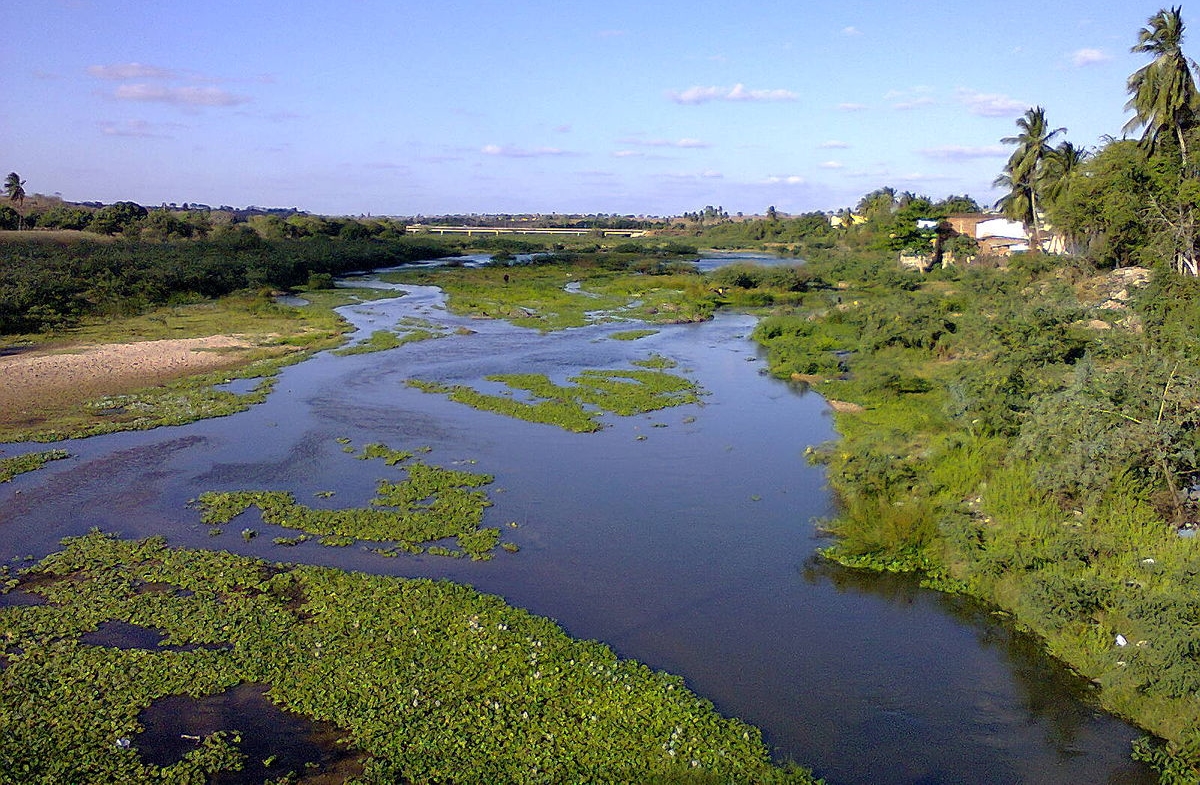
[0,235,452,334]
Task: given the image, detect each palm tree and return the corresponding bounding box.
[1124,6,1199,167]
[996,107,1065,248]
[4,173,26,230]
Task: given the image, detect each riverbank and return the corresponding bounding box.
[0,288,394,443]
[752,248,1200,779]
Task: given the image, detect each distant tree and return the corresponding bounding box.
[88,201,148,235]
[934,194,981,215]
[0,205,19,230]
[1124,6,1199,167]
[995,107,1065,248]
[4,173,26,230]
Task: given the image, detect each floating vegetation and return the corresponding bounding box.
[332,318,450,356]
[193,443,505,560]
[0,532,816,783]
[0,449,68,482]
[632,353,678,370]
[408,364,701,433]
[610,329,658,341]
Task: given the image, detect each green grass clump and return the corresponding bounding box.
[610,329,658,341]
[333,318,450,356]
[194,443,504,560]
[0,531,819,783]
[408,364,700,432]
[0,449,69,482]
[382,261,715,331]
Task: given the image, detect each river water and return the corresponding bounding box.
[0,260,1155,784]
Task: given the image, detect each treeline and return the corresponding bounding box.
[0,234,451,334]
[0,198,415,243]
[993,7,1200,276]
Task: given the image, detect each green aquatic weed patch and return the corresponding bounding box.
[0,531,818,784]
[333,317,450,356]
[408,364,701,432]
[194,443,503,560]
[0,449,69,482]
[610,328,658,341]
[383,262,714,330]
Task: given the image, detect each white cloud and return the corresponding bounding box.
[837,102,868,112]
[613,150,644,158]
[618,136,710,149]
[98,119,181,138]
[668,83,797,105]
[919,145,1008,160]
[112,84,249,107]
[481,144,571,158]
[842,26,862,36]
[820,140,850,149]
[766,175,807,185]
[88,62,176,80]
[819,161,844,169]
[893,96,936,110]
[1072,48,1110,67]
[955,88,1026,117]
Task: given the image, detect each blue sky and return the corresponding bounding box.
[0,1,1166,216]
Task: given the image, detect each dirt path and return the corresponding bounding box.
[0,335,259,424]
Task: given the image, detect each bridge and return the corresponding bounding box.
[405,225,646,238]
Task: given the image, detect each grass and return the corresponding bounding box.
[408,364,702,432]
[0,287,398,443]
[194,442,506,560]
[332,317,451,356]
[0,530,819,784]
[0,449,69,482]
[382,260,715,331]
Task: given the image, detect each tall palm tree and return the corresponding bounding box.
[997,107,1065,248]
[4,173,26,230]
[1124,6,1199,167]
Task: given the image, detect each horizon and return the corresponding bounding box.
[3,1,1162,216]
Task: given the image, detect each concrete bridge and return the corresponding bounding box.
[405,225,646,238]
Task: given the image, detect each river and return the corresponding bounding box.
[0,258,1155,784]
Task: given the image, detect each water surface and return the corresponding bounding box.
[0,272,1154,784]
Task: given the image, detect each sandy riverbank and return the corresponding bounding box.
[0,336,258,425]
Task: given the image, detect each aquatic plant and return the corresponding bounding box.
[0,531,817,783]
[194,442,505,560]
[610,329,658,341]
[0,449,68,482]
[408,364,700,433]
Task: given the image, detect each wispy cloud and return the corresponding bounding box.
[888,86,936,111]
[819,161,844,169]
[112,84,250,107]
[837,102,868,112]
[919,145,1007,160]
[598,29,627,38]
[667,83,797,105]
[765,175,807,185]
[1071,48,1110,67]
[893,97,936,110]
[819,140,850,149]
[88,62,177,80]
[98,119,183,138]
[481,144,573,158]
[955,88,1026,117]
[619,135,710,149]
[842,26,862,36]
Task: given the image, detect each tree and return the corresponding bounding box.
[1124,6,1199,167]
[995,107,1065,248]
[4,173,26,230]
